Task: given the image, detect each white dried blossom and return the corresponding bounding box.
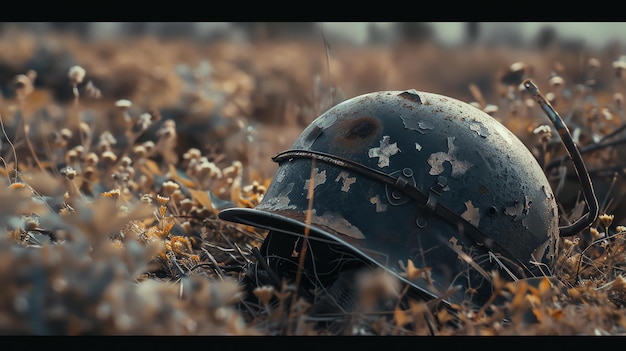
[68,65,86,84]
[533,125,552,135]
[115,99,132,108]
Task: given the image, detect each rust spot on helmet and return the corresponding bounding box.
[335,115,381,149]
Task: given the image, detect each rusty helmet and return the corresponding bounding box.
[219,88,579,307]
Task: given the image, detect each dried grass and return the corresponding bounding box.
[1,28,626,335]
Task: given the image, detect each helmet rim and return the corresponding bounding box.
[218,206,449,303]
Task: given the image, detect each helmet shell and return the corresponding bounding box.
[219,89,560,305]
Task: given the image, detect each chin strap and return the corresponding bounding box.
[272,149,536,279]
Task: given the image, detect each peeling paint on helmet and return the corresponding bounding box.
[315,112,338,129]
[368,135,401,168]
[335,171,356,192]
[309,210,366,239]
[532,235,558,264]
[504,201,524,220]
[427,137,472,178]
[504,196,532,221]
[370,195,388,213]
[521,217,531,231]
[276,168,287,183]
[461,200,480,226]
[304,168,327,199]
[418,121,434,132]
[257,182,297,211]
[469,122,489,138]
[295,114,337,149]
[398,89,422,103]
[296,124,323,149]
[532,239,549,263]
[400,113,434,134]
[415,142,422,151]
[541,185,554,200]
[524,196,532,214]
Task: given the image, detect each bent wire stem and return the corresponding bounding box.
[524,79,599,237]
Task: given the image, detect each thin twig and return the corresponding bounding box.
[0,113,19,183]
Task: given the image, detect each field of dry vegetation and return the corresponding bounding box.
[2,24,626,335]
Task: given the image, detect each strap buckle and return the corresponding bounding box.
[416,176,447,228]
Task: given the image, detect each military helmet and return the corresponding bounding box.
[219,89,564,306]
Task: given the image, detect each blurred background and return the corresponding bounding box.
[1,22,625,224]
[2,22,625,49]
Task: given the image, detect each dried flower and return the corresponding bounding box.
[546,92,556,105]
[483,104,498,115]
[65,149,79,165]
[9,182,27,190]
[161,181,180,197]
[588,58,601,69]
[85,80,102,99]
[100,131,118,145]
[59,130,73,143]
[179,198,194,213]
[132,145,147,158]
[156,194,170,206]
[549,75,565,88]
[74,145,85,156]
[613,55,626,77]
[253,286,275,305]
[589,227,605,240]
[599,214,614,228]
[83,166,95,180]
[101,188,121,199]
[101,150,118,164]
[140,194,153,204]
[501,61,527,86]
[68,65,86,85]
[14,73,34,99]
[115,99,132,108]
[142,141,155,153]
[533,124,553,145]
[120,156,132,168]
[614,93,624,109]
[533,125,552,135]
[599,107,613,121]
[180,221,192,234]
[85,152,99,167]
[183,148,202,161]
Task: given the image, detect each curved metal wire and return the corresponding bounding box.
[524,79,599,237]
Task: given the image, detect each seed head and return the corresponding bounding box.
[161,180,180,196]
[85,80,102,99]
[599,214,614,228]
[549,75,565,88]
[14,74,34,98]
[588,58,601,69]
[68,65,86,85]
[115,99,132,109]
[101,150,118,164]
[253,286,275,305]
